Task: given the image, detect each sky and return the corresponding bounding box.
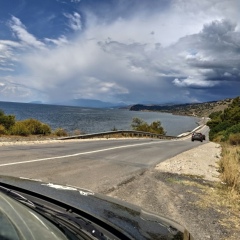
[0,0,239,105]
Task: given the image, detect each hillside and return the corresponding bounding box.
[129,98,234,117]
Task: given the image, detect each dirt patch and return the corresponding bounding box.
[155,142,221,182]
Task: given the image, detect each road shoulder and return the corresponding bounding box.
[107,141,240,240]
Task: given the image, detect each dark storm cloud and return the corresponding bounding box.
[172,19,240,98]
[80,0,170,21]
[0,0,239,103]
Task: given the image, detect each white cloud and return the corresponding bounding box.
[44,35,69,46]
[0,67,14,72]
[0,40,21,71]
[173,77,219,88]
[8,16,45,49]
[63,12,82,31]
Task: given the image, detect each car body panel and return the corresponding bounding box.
[0,175,194,239]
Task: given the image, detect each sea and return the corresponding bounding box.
[0,101,200,136]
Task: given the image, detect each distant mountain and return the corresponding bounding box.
[28,101,43,104]
[138,100,180,105]
[55,99,128,108]
[129,98,234,117]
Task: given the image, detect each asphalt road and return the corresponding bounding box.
[0,126,209,193]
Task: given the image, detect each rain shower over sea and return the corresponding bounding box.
[0,102,200,136]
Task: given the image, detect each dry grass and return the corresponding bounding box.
[166,159,240,239]
[176,177,240,238]
[218,144,240,194]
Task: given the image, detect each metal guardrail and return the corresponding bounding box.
[58,124,207,141]
[59,130,177,140]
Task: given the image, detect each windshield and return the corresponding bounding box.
[0,191,68,240]
[0,185,124,240]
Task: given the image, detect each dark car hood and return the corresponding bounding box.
[0,175,192,240]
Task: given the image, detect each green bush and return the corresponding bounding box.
[22,118,41,134]
[207,97,240,142]
[207,118,222,129]
[220,97,240,125]
[0,113,15,130]
[149,121,165,134]
[224,123,240,138]
[10,122,30,136]
[0,110,51,136]
[0,124,6,135]
[39,124,52,135]
[209,121,232,141]
[209,111,222,120]
[21,118,51,135]
[9,118,51,136]
[54,128,68,137]
[131,117,165,135]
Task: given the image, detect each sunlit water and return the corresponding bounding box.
[0,102,200,136]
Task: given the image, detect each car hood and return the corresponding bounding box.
[0,175,193,240]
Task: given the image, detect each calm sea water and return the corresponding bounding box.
[0,101,199,136]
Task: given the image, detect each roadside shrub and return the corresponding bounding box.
[9,119,51,136]
[206,118,221,129]
[10,122,30,136]
[54,128,68,137]
[209,111,222,120]
[219,144,240,194]
[21,118,51,135]
[39,124,52,135]
[0,124,6,135]
[22,118,41,134]
[0,113,15,130]
[209,121,232,141]
[223,123,240,139]
[228,133,240,146]
[149,121,166,135]
[211,131,226,142]
[131,117,165,135]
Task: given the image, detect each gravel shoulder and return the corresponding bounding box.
[107,141,240,240]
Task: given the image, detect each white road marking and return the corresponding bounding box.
[20,177,43,182]
[79,190,94,196]
[41,183,78,191]
[0,140,172,167]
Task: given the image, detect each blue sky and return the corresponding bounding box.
[0,0,239,105]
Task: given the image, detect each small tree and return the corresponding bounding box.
[131,118,149,132]
[149,121,165,134]
[131,117,165,135]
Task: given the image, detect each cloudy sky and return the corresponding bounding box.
[0,0,239,105]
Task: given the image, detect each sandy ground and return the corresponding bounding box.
[155,141,221,182]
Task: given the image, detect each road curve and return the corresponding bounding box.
[0,126,209,193]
